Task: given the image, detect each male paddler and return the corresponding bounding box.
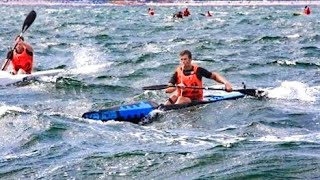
[165,50,232,105]
[148,7,155,16]
[304,6,311,15]
[2,36,34,75]
[183,8,190,17]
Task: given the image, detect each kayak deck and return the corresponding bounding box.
[82,101,159,124]
[0,69,64,86]
[161,91,244,111]
[82,91,245,123]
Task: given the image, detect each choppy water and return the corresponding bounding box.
[0,4,320,179]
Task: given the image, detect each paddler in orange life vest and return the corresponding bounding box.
[165,50,233,105]
[304,6,311,15]
[3,36,34,75]
[183,8,190,17]
[148,8,155,16]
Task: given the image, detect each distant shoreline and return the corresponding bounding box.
[0,1,319,6]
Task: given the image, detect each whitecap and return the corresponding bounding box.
[0,104,27,116]
[266,81,317,102]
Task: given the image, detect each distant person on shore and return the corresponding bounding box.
[183,8,190,17]
[304,6,311,15]
[173,11,183,19]
[148,8,155,16]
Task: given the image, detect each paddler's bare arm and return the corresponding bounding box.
[165,83,176,93]
[211,72,232,92]
[15,38,33,53]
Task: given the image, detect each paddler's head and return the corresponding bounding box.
[179,50,192,70]
[15,35,25,54]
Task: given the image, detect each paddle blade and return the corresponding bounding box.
[236,89,267,98]
[22,10,36,33]
[142,84,170,90]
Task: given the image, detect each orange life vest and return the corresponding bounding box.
[12,47,33,74]
[176,64,203,101]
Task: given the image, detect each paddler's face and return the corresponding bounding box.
[16,43,24,54]
[15,38,24,54]
[180,54,192,69]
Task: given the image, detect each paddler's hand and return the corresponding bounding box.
[165,83,176,93]
[176,83,185,89]
[15,36,23,44]
[224,82,232,92]
[10,70,16,75]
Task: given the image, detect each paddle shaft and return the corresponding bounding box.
[1,35,21,71]
[142,84,264,97]
[142,84,224,90]
[153,84,245,91]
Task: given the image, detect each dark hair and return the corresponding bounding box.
[180,50,192,59]
[305,6,307,8]
[15,35,24,41]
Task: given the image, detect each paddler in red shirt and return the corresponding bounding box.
[183,8,190,17]
[148,8,155,16]
[304,6,311,15]
[164,50,232,105]
[3,36,34,75]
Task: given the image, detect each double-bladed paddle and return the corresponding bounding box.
[1,10,37,71]
[142,84,266,98]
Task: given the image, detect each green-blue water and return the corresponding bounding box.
[0,4,320,179]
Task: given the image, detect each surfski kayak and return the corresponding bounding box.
[82,91,245,124]
[293,12,303,16]
[0,69,64,86]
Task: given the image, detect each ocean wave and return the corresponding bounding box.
[266,81,319,102]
